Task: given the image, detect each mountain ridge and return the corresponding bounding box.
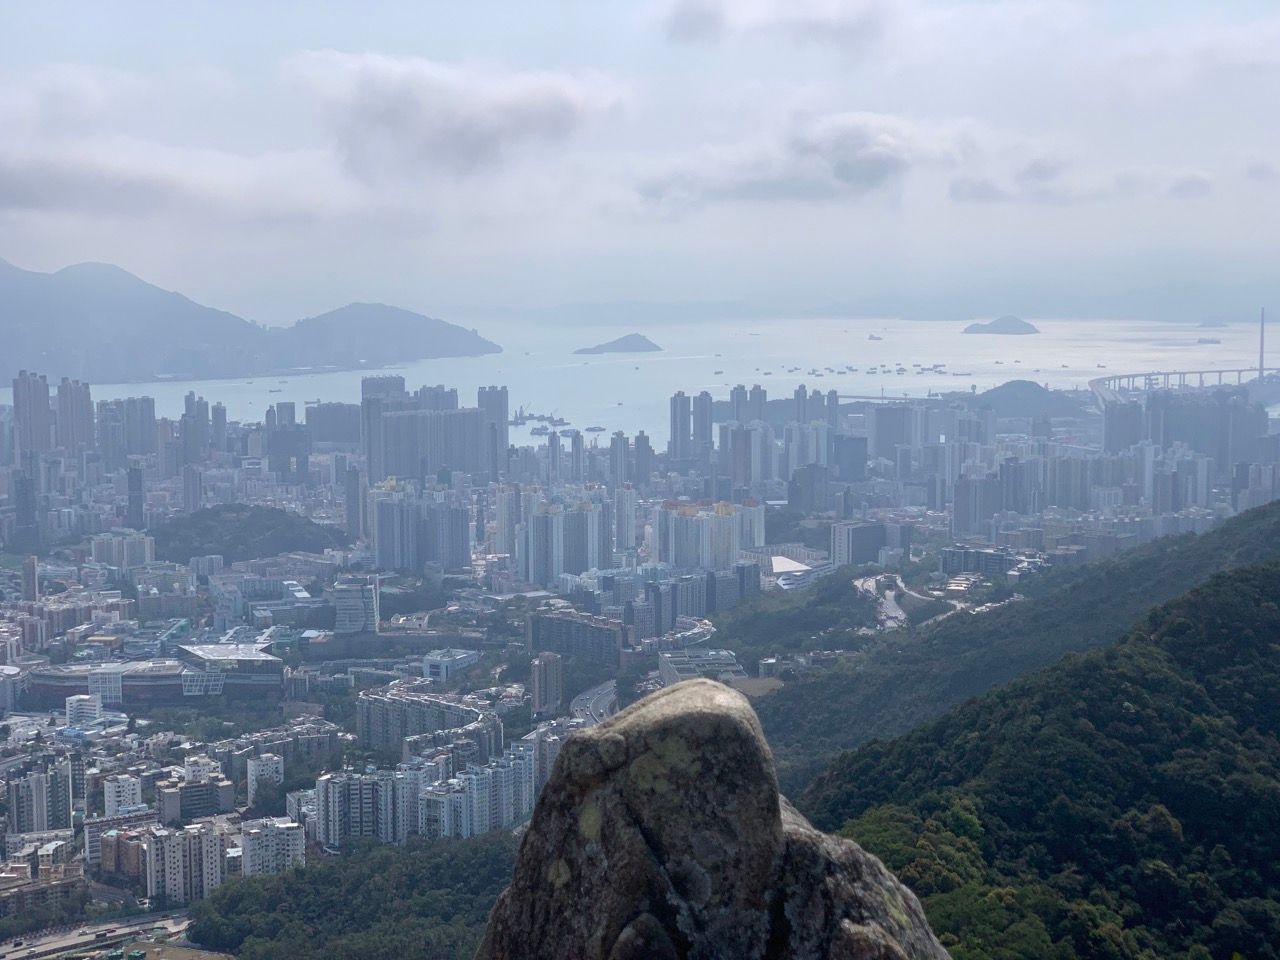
[0,258,501,383]
[804,564,1280,958]
[754,499,1280,794]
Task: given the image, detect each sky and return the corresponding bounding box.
[1,1,1279,325]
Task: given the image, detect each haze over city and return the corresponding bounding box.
[4,5,1280,960]
[3,1,1280,323]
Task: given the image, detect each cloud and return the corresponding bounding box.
[288,51,620,181]
[660,0,889,46]
[641,112,965,207]
[949,177,1009,202]
[1168,173,1212,199]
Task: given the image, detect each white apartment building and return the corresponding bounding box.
[239,818,305,877]
[246,754,284,807]
[103,774,142,817]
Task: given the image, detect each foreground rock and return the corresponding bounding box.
[476,679,949,960]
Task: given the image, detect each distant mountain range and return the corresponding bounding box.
[0,259,501,384]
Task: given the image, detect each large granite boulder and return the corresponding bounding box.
[476,679,949,960]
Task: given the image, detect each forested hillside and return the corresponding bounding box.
[152,504,350,564]
[759,500,1280,791]
[804,565,1280,959]
[188,834,516,960]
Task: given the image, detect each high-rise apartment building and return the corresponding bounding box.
[55,377,93,452]
[103,774,143,817]
[12,370,51,463]
[668,392,692,461]
[530,653,563,718]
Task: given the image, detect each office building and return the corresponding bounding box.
[65,694,102,728]
[332,576,380,634]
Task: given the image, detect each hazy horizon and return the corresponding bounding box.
[2,1,1279,325]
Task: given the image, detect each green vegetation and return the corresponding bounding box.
[151,504,350,564]
[757,500,1280,792]
[189,833,516,960]
[764,508,831,550]
[895,588,950,625]
[712,567,877,669]
[805,565,1280,959]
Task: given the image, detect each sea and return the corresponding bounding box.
[0,316,1266,447]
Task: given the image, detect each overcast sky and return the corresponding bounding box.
[1,1,1278,324]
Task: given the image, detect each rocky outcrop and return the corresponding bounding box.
[476,679,950,960]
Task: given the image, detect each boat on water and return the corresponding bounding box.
[268,388,282,393]
[1197,337,1222,345]
[868,334,883,341]
[531,426,550,436]
[714,370,724,375]
[585,426,606,432]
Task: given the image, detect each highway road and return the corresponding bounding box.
[4,911,189,960]
[571,680,617,724]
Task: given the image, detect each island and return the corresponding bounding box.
[574,333,662,355]
[962,314,1040,335]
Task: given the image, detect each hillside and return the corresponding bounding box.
[948,380,1091,418]
[573,332,662,354]
[963,314,1039,335]
[0,259,500,383]
[802,565,1280,959]
[189,834,516,960]
[757,500,1280,792]
[152,505,350,564]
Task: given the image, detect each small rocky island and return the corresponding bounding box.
[574,333,662,355]
[963,314,1039,335]
[476,679,948,960]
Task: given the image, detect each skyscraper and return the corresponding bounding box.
[21,555,39,602]
[609,431,630,489]
[55,377,94,452]
[668,392,692,461]
[692,390,713,464]
[546,431,562,484]
[748,384,767,422]
[12,370,52,463]
[182,464,203,514]
[127,465,146,530]
[633,432,655,486]
[477,386,509,477]
[729,384,749,423]
[344,466,364,539]
[530,653,563,718]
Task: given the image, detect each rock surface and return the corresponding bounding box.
[476,679,950,960]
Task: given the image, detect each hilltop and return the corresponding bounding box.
[573,332,662,354]
[756,499,1280,792]
[0,258,500,383]
[962,314,1039,335]
[804,565,1280,958]
[949,379,1091,418]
